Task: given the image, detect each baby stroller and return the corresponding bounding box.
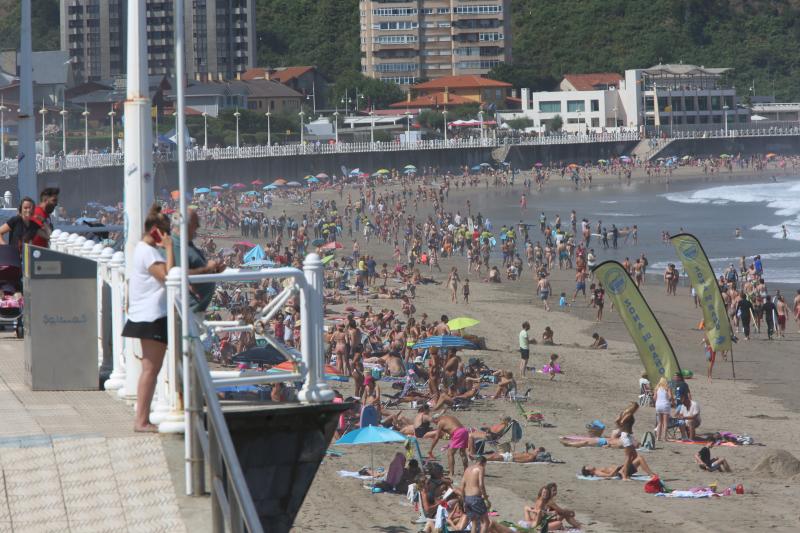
[0,246,23,338]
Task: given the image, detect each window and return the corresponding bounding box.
[479,32,503,41]
[374,35,417,44]
[374,62,418,72]
[454,5,503,14]
[684,97,695,111]
[455,47,480,56]
[686,116,696,124]
[567,100,585,113]
[567,117,585,124]
[724,95,734,109]
[372,8,418,16]
[698,97,708,111]
[539,101,561,113]
[699,115,709,123]
[645,97,654,112]
[591,117,600,127]
[712,115,722,123]
[455,60,500,69]
[710,96,721,110]
[380,76,418,85]
[373,21,419,30]
[590,100,599,112]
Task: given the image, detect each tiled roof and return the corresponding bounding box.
[562,73,623,91]
[389,91,478,108]
[413,75,512,90]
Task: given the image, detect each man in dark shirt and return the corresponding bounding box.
[175,209,225,312]
[735,292,754,340]
[673,372,690,404]
[761,293,776,340]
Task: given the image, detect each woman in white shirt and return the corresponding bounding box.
[653,377,674,442]
[122,205,174,432]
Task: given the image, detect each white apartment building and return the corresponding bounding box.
[500,64,750,133]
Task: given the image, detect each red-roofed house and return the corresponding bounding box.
[391,75,512,109]
[241,66,328,109]
[560,73,623,92]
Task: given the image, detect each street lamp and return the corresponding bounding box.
[39,102,47,156]
[107,106,116,154]
[299,110,305,144]
[442,109,448,143]
[613,106,618,128]
[60,104,68,155]
[405,111,411,144]
[369,110,374,143]
[332,110,339,144]
[233,108,241,148]
[82,104,90,155]
[723,104,730,136]
[265,111,271,146]
[201,111,208,150]
[478,110,485,141]
[0,97,7,161]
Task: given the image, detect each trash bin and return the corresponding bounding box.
[23,244,99,390]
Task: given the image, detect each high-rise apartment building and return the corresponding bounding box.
[60,0,256,83]
[359,0,511,87]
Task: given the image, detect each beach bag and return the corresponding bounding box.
[641,431,656,450]
[644,476,665,494]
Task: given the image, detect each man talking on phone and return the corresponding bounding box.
[173,208,225,312]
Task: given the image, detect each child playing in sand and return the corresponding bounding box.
[542,354,561,380]
[559,292,569,310]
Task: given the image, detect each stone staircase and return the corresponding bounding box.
[630,138,675,161]
[491,144,511,164]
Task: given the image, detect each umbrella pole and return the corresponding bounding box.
[371,447,375,492]
[729,345,736,382]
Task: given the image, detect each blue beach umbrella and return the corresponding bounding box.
[221,183,230,188]
[308,177,320,183]
[263,184,278,190]
[334,426,407,491]
[412,335,477,350]
[194,187,211,194]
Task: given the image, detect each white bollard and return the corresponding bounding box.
[64,233,78,253]
[96,246,112,372]
[104,252,127,391]
[71,236,87,255]
[50,229,62,246]
[55,231,71,252]
[298,253,334,403]
[80,239,96,258]
[159,267,184,433]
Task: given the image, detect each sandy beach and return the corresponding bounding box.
[213,165,800,532]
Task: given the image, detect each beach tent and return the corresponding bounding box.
[243,244,265,263]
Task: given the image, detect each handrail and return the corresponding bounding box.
[180,301,265,533]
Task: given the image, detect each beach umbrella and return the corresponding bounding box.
[243,244,265,263]
[321,254,335,265]
[303,175,316,180]
[244,190,258,196]
[765,153,777,159]
[311,238,325,247]
[234,241,256,249]
[242,259,276,268]
[286,181,302,187]
[307,177,320,183]
[320,241,343,251]
[273,178,287,185]
[480,162,491,168]
[533,162,543,167]
[412,335,477,350]
[316,172,329,179]
[597,159,608,164]
[221,183,230,188]
[170,190,180,200]
[359,172,370,179]
[349,168,361,176]
[263,184,278,190]
[404,164,416,170]
[403,169,417,174]
[719,154,732,159]
[232,346,287,366]
[471,165,482,171]
[447,317,480,331]
[567,163,579,169]
[270,361,347,382]
[376,168,390,174]
[194,187,211,194]
[211,185,224,191]
[335,425,407,490]
[619,156,632,162]
[231,183,246,189]
[251,179,264,186]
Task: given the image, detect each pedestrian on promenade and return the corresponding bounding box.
[122,204,174,433]
[30,187,60,248]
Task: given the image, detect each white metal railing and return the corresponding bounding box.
[0,133,645,176]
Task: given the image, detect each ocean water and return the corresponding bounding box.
[462,175,800,285]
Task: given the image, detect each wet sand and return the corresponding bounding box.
[218,167,800,532]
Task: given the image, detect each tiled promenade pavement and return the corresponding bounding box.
[0,335,188,532]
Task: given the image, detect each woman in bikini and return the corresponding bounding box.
[332,323,349,374]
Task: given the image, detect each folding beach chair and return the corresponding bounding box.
[508,387,532,402]
[516,400,545,427]
[638,382,655,407]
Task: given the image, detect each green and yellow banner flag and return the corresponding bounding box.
[593,261,682,385]
[670,233,733,353]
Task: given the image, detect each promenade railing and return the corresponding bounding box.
[47,227,333,532]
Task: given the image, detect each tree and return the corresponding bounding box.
[547,114,563,133]
[488,63,558,92]
[331,72,405,110]
[505,117,534,130]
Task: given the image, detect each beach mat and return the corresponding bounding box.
[656,490,716,498]
[670,440,738,447]
[576,473,651,481]
[491,460,564,466]
[337,470,375,480]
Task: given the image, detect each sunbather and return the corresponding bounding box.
[545,482,582,530]
[483,445,549,464]
[580,455,656,478]
[559,432,635,449]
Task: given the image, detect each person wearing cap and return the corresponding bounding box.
[361,373,381,414]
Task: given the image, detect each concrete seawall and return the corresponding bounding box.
[27,135,800,210]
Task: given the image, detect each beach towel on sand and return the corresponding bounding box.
[337,470,376,480]
[656,489,716,498]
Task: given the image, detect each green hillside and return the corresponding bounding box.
[6,0,800,100]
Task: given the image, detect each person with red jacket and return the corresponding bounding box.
[29,187,60,248]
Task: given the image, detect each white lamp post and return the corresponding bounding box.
[723,104,729,136]
[332,110,339,144]
[0,97,6,161]
[404,111,411,144]
[108,107,116,154]
[201,111,208,149]
[442,109,448,143]
[233,108,241,148]
[60,104,68,155]
[265,111,271,146]
[478,110,484,141]
[39,102,47,156]
[613,106,618,128]
[82,104,90,155]
[369,110,374,144]
[299,110,305,144]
